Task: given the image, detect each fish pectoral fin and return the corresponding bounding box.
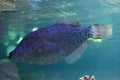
[57,17,80,27]
[65,42,88,64]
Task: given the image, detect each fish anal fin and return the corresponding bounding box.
[65,42,87,64]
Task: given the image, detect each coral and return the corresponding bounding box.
[79,75,96,80]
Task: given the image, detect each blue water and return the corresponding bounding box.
[0,0,120,80]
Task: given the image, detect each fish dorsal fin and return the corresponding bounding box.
[70,20,80,27]
[57,18,80,27]
[65,42,87,64]
[58,18,71,24]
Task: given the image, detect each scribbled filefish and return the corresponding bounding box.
[8,22,112,65]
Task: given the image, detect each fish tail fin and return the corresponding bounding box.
[91,24,112,39]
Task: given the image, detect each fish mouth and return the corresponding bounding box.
[8,52,12,59]
[8,51,15,60]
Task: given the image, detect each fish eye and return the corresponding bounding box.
[31,35,36,40]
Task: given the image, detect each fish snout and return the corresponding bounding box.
[8,50,26,62]
[8,50,17,60]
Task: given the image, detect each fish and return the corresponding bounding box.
[8,21,112,65]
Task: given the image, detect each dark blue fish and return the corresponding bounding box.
[8,23,112,65]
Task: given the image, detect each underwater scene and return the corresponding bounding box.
[0,0,120,80]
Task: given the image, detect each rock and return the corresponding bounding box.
[0,59,20,80]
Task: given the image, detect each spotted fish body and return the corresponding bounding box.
[9,23,111,65]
